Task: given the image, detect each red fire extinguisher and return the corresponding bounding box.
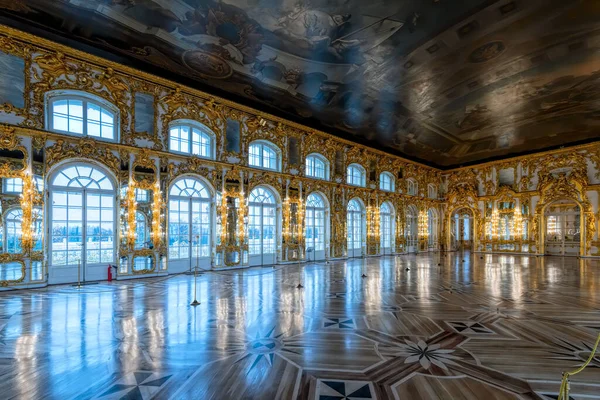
[107,265,113,282]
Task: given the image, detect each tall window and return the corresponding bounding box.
[406,205,418,251]
[347,164,366,187]
[5,208,22,254]
[428,208,438,247]
[428,184,437,199]
[347,199,364,257]
[47,93,117,141]
[380,202,394,251]
[169,122,214,159]
[249,141,280,171]
[407,179,418,196]
[305,154,328,180]
[248,186,278,266]
[168,177,212,264]
[49,164,116,284]
[380,172,394,192]
[305,193,326,259]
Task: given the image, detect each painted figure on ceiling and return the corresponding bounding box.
[178,0,264,63]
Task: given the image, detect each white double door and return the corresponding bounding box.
[49,190,116,284]
[305,207,325,261]
[545,211,580,256]
[347,210,363,258]
[168,198,212,273]
[248,203,277,266]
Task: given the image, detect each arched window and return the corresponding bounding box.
[428,208,438,248]
[347,199,365,257]
[406,205,418,252]
[5,208,22,254]
[135,211,149,248]
[248,186,279,266]
[168,177,213,271]
[168,121,215,159]
[380,172,394,192]
[305,193,328,260]
[305,153,329,180]
[49,163,116,284]
[428,184,437,199]
[347,164,366,187]
[407,179,418,196]
[380,202,394,252]
[47,92,118,141]
[248,141,280,171]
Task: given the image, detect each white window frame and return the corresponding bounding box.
[48,163,117,270]
[3,176,43,194]
[407,179,418,196]
[428,208,438,247]
[428,184,437,199]
[248,140,281,172]
[305,192,327,254]
[346,164,366,187]
[168,120,216,159]
[135,189,149,203]
[3,177,23,194]
[305,153,329,180]
[46,91,119,142]
[379,172,395,192]
[168,177,213,263]
[380,201,394,251]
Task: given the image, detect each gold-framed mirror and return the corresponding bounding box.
[0,127,38,286]
[132,249,155,274]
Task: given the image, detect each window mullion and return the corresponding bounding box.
[82,100,87,136]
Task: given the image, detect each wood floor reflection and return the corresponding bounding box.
[0,253,599,399]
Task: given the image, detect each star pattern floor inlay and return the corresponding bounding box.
[0,252,599,399]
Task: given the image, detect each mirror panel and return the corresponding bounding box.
[0,132,32,285]
[0,260,24,283]
[132,253,154,273]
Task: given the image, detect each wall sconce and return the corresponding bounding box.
[20,173,35,253]
[296,198,305,240]
[491,207,499,239]
[283,196,291,240]
[513,209,522,240]
[151,181,162,249]
[418,210,429,239]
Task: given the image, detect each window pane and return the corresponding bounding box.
[69,118,84,134]
[101,124,114,139]
[69,100,83,117]
[88,103,101,121]
[88,121,100,137]
[53,115,69,132]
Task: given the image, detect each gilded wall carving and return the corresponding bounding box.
[1,25,600,291]
[45,138,120,176]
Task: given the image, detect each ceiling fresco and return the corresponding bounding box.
[1,0,599,168]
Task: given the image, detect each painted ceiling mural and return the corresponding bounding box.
[0,0,599,168]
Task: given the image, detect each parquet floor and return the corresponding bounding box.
[0,252,599,399]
